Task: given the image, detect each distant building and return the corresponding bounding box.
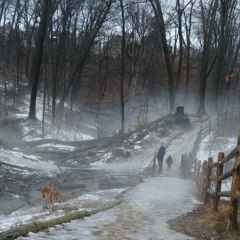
[188,44,198,56]
[0,22,11,40]
[176,43,198,57]
[21,25,38,48]
[103,34,122,59]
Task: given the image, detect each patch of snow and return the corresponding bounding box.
[36,144,77,151]
[91,152,112,166]
[134,145,142,150]
[196,133,237,162]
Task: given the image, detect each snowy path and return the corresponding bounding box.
[15,122,203,240]
[18,177,196,240]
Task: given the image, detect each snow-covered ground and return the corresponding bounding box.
[196,133,237,195]
[196,133,236,163]
[17,178,197,240]
[0,94,238,239]
[0,115,237,239]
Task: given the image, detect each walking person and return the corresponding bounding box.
[157,143,166,175]
[166,154,173,171]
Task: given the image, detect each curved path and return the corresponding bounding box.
[16,117,203,240]
[18,177,196,240]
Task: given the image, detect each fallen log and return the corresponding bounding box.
[57,183,86,190]
[0,160,34,172]
[27,145,97,158]
[130,114,173,145]
[7,138,103,148]
[0,210,90,240]
[0,198,123,240]
[129,123,159,145]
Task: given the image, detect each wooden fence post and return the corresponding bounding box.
[204,157,213,204]
[195,160,201,188]
[201,160,208,201]
[186,156,192,178]
[193,158,198,176]
[227,130,240,230]
[212,152,224,212]
[197,131,201,145]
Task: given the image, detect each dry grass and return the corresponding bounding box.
[168,200,240,240]
[195,201,230,228]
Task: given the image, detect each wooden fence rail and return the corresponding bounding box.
[180,111,240,230]
[183,112,229,179]
[184,115,224,179]
[193,130,240,231]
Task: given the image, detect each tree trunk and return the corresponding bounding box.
[212,0,234,111]
[59,1,114,110]
[149,0,175,112]
[28,0,52,120]
[120,0,125,133]
[197,0,218,115]
[227,130,240,230]
[175,0,183,92]
[183,0,196,104]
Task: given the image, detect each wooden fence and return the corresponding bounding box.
[179,111,240,230]
[182,114,226,179]
[188,114,226,165]
[192,130,240,230]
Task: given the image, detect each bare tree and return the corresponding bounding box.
[212,0,238,112]
[49,0,82,121]
[59,0,115,112]
[149,0,175,112]
[119,0,126,133]
[196,0,218,115]
[28,0,52,120]
[183,0,196,104]
[175,0,184,92]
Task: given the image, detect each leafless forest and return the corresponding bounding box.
[0,0,239,134]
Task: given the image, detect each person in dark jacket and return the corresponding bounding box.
[166,154,173,171]
[157,143,166,174]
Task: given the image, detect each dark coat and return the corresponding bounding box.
[166,156,173,165]
[157,146,166,160]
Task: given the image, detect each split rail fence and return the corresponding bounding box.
[185,111,240,230]
[183,114,225,179]
[192,131,240,230]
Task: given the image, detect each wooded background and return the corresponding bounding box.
[0,0,239,133]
